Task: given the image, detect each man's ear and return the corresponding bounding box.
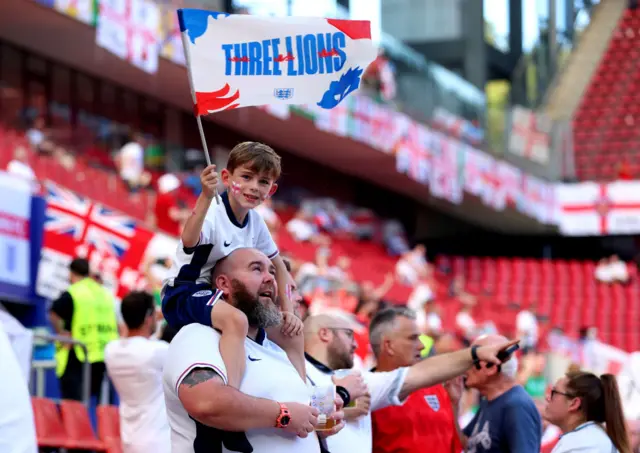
[220,168,231,187]
[215,274,232,296]
[383,337,394,357]
[267,183,278,198]
[318,327,332,343]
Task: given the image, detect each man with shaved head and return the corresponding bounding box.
[163,248,343,453]
[461,334,541,453]
[303,308,519,453]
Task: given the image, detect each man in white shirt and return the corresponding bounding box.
[6,147,36,181]
[303,311,520,453]
[118,135,145,190]
[104,291,170,453]
[0,322,37,453]
[515,305,539,354]
[163,247,343,453]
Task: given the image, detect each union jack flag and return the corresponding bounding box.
[44,181,135,258]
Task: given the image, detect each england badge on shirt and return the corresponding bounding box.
[425,394,440,411]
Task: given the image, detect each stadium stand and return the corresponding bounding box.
[573,7,640,180]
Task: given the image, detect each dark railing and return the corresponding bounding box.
[32,333,91,406]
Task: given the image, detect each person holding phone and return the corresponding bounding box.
[460,334,542,453]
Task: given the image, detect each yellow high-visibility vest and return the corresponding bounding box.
[420,334,434,358]
[55,278,118,377]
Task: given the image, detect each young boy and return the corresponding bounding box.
[161,142,304,387]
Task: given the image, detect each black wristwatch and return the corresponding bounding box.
[471,345,481,370]
[336,385,351,407]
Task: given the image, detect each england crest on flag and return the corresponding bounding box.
[425,394,440,411]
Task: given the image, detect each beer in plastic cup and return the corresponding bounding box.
[310,383,336,431]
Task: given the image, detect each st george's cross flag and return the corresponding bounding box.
[176,9,378,115]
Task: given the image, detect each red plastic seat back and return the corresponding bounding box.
[59,399,99,442]
[31,397,66,442]
[96,405,121,441]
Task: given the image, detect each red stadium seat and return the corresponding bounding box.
[31,397,69,449]
[59,399,107,451]
[573,7,640,180]
[97,405,123,453]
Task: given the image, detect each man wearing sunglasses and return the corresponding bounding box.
[461,334,541,453]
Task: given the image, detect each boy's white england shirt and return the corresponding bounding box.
[163,324,320,453]
[164,192,279,287]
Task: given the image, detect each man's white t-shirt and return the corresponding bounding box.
[119,142,144,182]
[286,218,316,242]
[516,310,539,347]
[164,192,278,287]
[456,311,476,335]
[595,264,613,283]
[552,422,617,453]
[164,324,320,453]
[306,359,408,453]
[0,323,37,453]
[7,161,36,180]
[105,336,170,453]
[608,261,628,282]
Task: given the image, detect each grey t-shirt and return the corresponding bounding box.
[463,386,542,453]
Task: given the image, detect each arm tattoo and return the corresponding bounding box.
[181,367,219,388]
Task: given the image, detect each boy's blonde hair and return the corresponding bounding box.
[227,141,281,180]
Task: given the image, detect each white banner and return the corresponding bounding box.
[0,173,32,291]
[556,181,640,235]
[178,9,377,114]
[97,0,161,74]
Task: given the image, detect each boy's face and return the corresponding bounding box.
[222,164,278,209]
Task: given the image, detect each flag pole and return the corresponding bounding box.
[195,115,220,204]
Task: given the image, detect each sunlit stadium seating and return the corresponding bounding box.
[573,7,640,180]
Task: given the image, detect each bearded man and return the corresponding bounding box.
[163,248,342,453]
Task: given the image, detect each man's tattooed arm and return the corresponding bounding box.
[180,367,222,388]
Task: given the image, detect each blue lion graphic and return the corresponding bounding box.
[317,67,364,109]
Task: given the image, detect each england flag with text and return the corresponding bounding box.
[177,9,377,114]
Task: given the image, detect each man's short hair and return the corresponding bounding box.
[369,306,416,356]
[120,291,155,330]
[69,258,90,277]
[227,141,281,180]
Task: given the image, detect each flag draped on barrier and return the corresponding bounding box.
[176,9,377,114]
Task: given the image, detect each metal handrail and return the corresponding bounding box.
[32,333,91,406]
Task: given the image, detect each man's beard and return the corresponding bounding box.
[230,279,282,329]
[327,338,353,370]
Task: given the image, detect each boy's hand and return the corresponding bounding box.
[200,165,219,199]
[281,311,303,337]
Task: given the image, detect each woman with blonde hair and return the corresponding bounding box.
[543,370,631,453]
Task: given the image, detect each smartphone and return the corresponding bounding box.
[486,344,520,368]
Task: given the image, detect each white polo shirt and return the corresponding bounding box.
[305,356,408,453]
[104,336,170,453]
[552,421,617,453]
[164,191,278,287]
[164,324,320,453]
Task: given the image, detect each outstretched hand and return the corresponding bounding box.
[475,339,520,366]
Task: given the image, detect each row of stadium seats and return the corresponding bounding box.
[0,126,154,221]
[573,7,640,180]
[436,256,640,352]
[31,397,121,452]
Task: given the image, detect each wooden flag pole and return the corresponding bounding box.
[195,115,220,204]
